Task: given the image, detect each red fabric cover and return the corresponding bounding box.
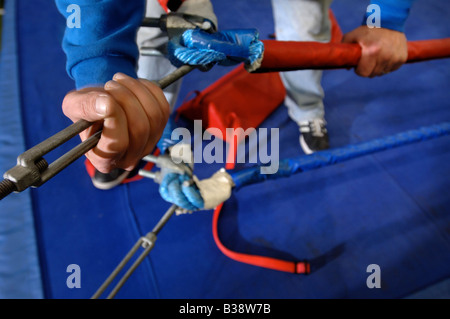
[329,9,343,43]
[258,38,450,73]
[177,64,286,143]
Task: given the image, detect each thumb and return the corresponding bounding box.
[62,90,114,123]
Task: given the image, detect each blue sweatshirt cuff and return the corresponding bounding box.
[71,56,137,89]
[55,0,145,88]
[364,0,416,32]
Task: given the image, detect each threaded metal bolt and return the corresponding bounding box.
[35,158,49,173]
[0,179,17,200]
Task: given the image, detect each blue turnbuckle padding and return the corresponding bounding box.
[159,172,204,210]
[168,28,264,68]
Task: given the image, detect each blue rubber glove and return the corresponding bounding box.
[168,28,264,71]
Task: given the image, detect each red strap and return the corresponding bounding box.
[211,140,310,274]
[212,203,310,274]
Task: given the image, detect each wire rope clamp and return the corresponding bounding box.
[141,232,157,249]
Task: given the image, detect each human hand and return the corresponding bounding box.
[62,73,170,173]
[342,26,408,77]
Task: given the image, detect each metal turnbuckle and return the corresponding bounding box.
[91,204,177,299]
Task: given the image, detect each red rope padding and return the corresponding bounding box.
[257,38,450,73]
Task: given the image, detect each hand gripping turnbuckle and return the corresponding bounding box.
[0,65,195,201]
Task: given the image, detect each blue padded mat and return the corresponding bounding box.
[3,0,449,298]
[0,0,43,299]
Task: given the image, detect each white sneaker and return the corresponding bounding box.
[299,119,330,154]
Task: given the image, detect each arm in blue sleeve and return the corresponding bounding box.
[364,0,416,32]
[55,0,146,89]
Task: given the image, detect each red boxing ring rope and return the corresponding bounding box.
[256,38,450,73]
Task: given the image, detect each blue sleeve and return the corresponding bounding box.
[55,0,146,89]
[364,0,416,32]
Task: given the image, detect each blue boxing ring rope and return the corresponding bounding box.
[229,122,450,189]
[211,121,450,274]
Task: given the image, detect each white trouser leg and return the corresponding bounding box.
[271,0,333,124]
[136,0,182,111]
